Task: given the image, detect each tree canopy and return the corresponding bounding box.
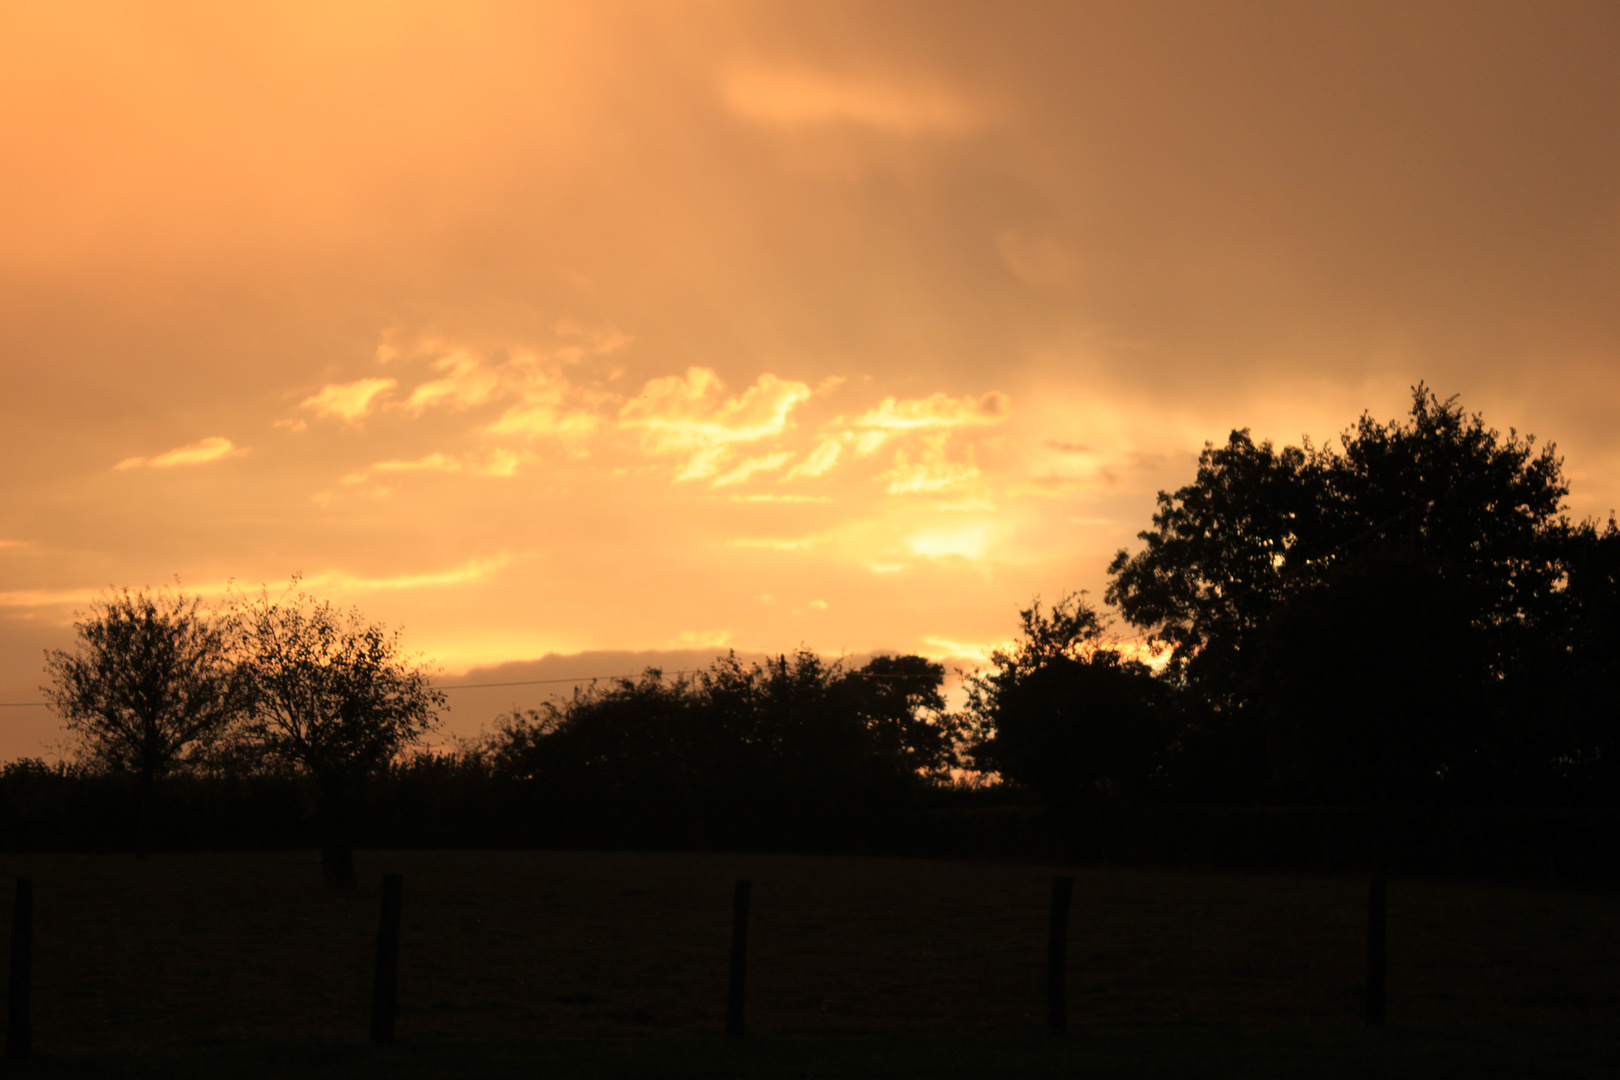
[1105,385,1595,803]
[229,583,443,885]
[1106,385,1570,704]
[42,585,250,856]
[963,594,1172,808]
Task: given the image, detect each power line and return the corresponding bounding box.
[3,664,949,708]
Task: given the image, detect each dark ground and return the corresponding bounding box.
[2,849,1615,1076]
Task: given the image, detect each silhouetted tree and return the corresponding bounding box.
[1106,386,1579,803]
[42,586,250,858]
[1108,385,1568,701]
[840,654,959,777]
[229,583,443,887]
[964,594,1172,807]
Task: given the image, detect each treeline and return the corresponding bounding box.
[9,645,982,852]
[2,650,986,855]
[12,387,1620,875]
[973,387,1620,812]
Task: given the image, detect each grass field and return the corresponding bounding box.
[2,849,1616,1076]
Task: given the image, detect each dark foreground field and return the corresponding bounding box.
[2,850,1616,1077]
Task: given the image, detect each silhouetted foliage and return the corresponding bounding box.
[229,582,444,887]
[41,586,251,858]
[1108,385,1568,698]
[965,594,1174,810]
[483,650,959,850]
[1106,385,1585,803]
[1538,514,1620,803]
[1251,552,1489,803]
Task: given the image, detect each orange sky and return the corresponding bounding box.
[3,1,1617,759]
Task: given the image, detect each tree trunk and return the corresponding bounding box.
[316,780,358,889]
[134,772,153,862]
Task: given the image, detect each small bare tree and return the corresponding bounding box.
[229,582,444,888]
[42,585,249,858]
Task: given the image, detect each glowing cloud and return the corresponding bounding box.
[713,451,793,487]
[852,391,1010,432]
[486,387,602,442]
[403,349,503,413]
[786,438,841,479]
[620,368,812,477]
[356,449,524,480]
[300,378,398,423]
[304,554,510,591]
[722,66,987,136]
[676,446,729,481]
[115,436,246,470]
[0,586,102,608]
[883,434,981,494]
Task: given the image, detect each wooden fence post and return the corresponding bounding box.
[370,873,403,1044]
[1047,875,1074,1033]
[6,878,31,1059]
[726,879,751,1039]
[1366,878,1386,1027]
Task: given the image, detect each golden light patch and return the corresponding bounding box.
[922,637,1007,663]
[906,523,994,561]
[114,436,246,470]
[299,379,397,423]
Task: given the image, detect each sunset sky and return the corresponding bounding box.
[3,1,1617,759]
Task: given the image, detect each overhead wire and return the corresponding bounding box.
[1,662,950,708]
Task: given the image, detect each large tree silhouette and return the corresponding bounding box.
[1106,386,1577,802]
[42,585,250,858]
[229,583,443,887]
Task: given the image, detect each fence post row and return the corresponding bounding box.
[6,877,31,1059]
[726,879,752,1039]
[2,870,1398,1046]
[370,873,404,1044]
[1366,878,1387,1027]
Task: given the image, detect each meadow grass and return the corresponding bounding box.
[1,849,1615,1075]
